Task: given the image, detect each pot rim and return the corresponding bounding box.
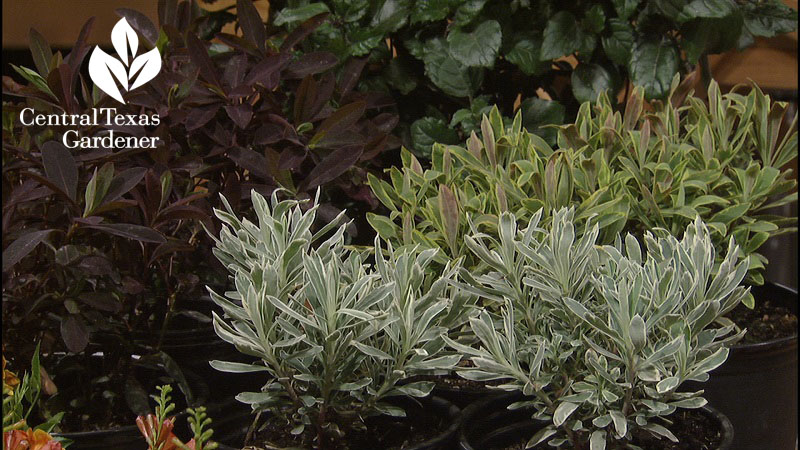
[731,281,797,352]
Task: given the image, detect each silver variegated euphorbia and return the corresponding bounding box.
[206,190,475,444]
[447,208,748,449]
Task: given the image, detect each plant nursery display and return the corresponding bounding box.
[449,209,748,448]
[206,190,474,448]
[270,0,798,155]
[1,0,797,449]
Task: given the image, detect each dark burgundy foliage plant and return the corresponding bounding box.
[2,0,397,431]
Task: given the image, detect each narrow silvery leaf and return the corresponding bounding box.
[553,401,579,426]
[630,314,646,351]
[609,410,627,437]
[111,17,138,65]
[128,47,162,90]
[89,47,128,103]
[656,376,679,394]
[526,425,557,448]
[590,430,607,450]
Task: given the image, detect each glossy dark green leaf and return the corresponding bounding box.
[742,1,798,38]
[602,19,635,66]
[571,63,619,104]
[453,0,488,25]
[681,14,744,63]
[410,117,459,158]
[612,0,640,20]
[541,11,583,60]
[410,0,453,23]
[584,5,606,34]
[505,35,545,76]
[422,38,482,98]
[274,3,330,26]
[628,37,679,100]
[384,57,417,95]
[520,97,565,145]
[447,20,502,67]
[678,0,736,22]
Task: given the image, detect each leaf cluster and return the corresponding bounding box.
[206,189,475,446]
[449,209,749,448]
[367,74,797,289]
[271,0,798,156]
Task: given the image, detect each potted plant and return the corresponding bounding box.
[448,209,746,449]
[367,75,798,447]
[205,189,474,448]
[269,0,798,156]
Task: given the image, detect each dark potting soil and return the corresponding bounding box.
[501,409,722,450]
[728,298,797,344]
[249,406,448,450]
[405,374,502,392]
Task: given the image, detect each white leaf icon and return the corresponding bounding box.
[111,18,138,66]
[88,18,162,104]
[129,48,162,90]
[88,47,128,103]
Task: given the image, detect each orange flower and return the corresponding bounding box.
[3,355,20,396]
[136,415,180,450]
[2,429,62,450]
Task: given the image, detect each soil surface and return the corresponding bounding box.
[501,409,723,450]
[248,404,449,450]
[404,373,502,392]
[728,298,797,344]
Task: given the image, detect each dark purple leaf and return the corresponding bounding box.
[228,146,271,180]
[281,13,330,51]
[185,105,219,131]
[64,18,94,85]
[78,256,114,276]
[309,101,366,147]
[158,0,178,27]
[3,179,52,212]
[147,240,195,267]
[301,144,364,191]
[116,8,159,45]
[294,75,318,124]
[254,123,283,144]
[338,57,367,98]
[215,33,259,57]
[29,28,53,76]
[224,103,253,129]
[79,292,122,313]
[187,33,222,89]
[223,54,248,89]
[2,229,52,272]
[61,314,89,353]
[41,141,78,200]
[244,53,290,85]
[236,0,266,53]
[104,168,147,204]
[154,205,210,225]
[361,133,389,161]
[278,146,308,170]
[285,52,338,79]
[84,223,166,244]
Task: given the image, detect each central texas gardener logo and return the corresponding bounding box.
[88,18,161,104]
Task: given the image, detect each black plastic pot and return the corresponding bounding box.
[458,392,733,450]
[685,282,798,450]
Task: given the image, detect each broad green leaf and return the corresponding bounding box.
[628,38,679,100]
[447,20,501,67]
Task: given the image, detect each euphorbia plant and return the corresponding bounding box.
[368,75,797,290]
[448,209,749,448]
[206,190,474,447]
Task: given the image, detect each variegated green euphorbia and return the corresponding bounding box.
[368,74,797,294]
[206,190,474,447]
[448,209,748,449]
